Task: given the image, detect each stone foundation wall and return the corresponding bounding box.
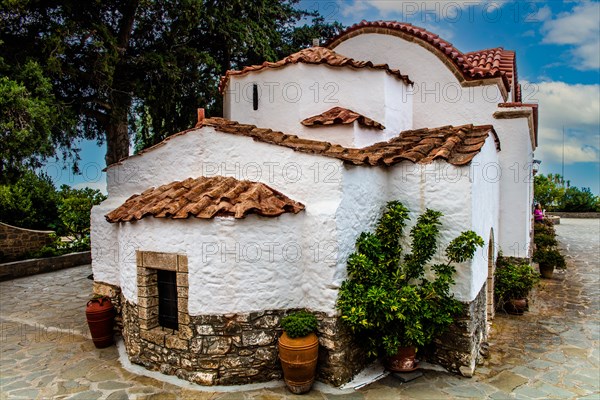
[92,281,366,387]
[547,212,599,219]
[0,222,54,262]
[123,303,366,386]
[430,282,488,377]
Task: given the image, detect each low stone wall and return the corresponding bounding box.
[547,212,600,219]
[0,222,54,262]
[0,251,91,281]
[430,282,488,377]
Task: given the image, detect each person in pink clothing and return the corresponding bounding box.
[534,203,544,222]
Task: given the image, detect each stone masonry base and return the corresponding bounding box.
[429,282,488,377]
[93,281,366,387]
[94,280,488,385]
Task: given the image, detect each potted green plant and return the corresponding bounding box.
[533,232,558,248]
[494,260,540,314]
[533,246,566,279]
[278,311,319,394]
[534,220,556,236]
[336,201,484,372]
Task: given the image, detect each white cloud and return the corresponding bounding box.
[535,5,552,22]
[339,0,370,18]
[522,29,536,38]
[541,1,600,70]
[338,1,495,22]
[526,80,600,165]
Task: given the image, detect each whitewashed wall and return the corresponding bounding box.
[332,166,389,291]
[470,135,501,296]
[223,63,412,145]
[387,160,475,301]
[288,123,389,148]
[113,214,317,315]
[493,116,534,257]
[92,123,501,313]
[93,125,349,314]
[333,33,533,259]
[333,33,504,130]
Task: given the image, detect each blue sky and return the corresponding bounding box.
[51,0,599,194]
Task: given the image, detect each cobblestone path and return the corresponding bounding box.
[0,218,598,399]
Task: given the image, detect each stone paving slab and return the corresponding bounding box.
[0,218,599,399]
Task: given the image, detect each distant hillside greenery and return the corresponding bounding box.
[0,171,106,236]
[534,174,600,212]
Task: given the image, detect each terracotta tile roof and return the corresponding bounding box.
[201,117,499,167]
[219,46,413,93]
[301,107,385,130]
[105,176,305,223]
[326,20,516,97]
[464,47,517,94]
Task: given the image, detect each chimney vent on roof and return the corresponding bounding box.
[312,38,319,47]
[196,108,205,127]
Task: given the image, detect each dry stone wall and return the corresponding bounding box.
[122,303,367,386]
[430,282,488,377]
[94,277,492,386]
[0,222,54,262]
[93,280,366,387]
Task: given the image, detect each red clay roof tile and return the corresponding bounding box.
[326,21,516,98]
[301,107,385,130]
[219,46,412,93]
[201,118,499,167]
[105,176,305,223]
[106,118,500,171]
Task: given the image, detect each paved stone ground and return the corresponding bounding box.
[0,218,598,399]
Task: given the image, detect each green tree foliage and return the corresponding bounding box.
[1,1,343,167]
[0,171,60,230]
[558,186,599,212]
[0,171,105,236]
[0,57,77,183]
[57,185,107,238]
[337,202,484,356]
[534,174,565,210]
[534,174,599,212]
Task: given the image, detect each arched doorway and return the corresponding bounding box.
[486,228,496,322]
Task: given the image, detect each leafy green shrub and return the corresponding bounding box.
[281,311,318,338]
[533,247,566,270]
[534,233,558,248]
[534,221,555,236]
[494,261,540,305]
[337,201,484,357]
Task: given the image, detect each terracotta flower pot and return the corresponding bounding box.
[278,331,319,394]
[386,346,418,372]
[539,263,554,279]
[505,298,528,315]
[86,296,115,348]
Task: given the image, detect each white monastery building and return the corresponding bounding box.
[91,21,539,386]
